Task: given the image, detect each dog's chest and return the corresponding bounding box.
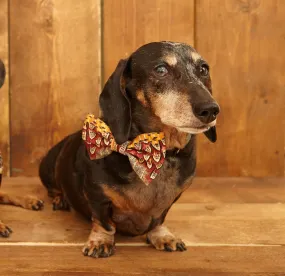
[126,158,182,211]
[108,157,193,235]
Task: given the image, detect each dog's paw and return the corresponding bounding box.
[146,225,187,252]
[82,240,115,258]
[0,222,12,238]
[52,196,70,211]
[147,235,187,252]
[24,196,44,211]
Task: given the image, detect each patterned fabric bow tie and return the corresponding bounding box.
[82,114,166,185]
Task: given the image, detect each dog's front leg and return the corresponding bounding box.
[82,175,115,258]
[82,217,115,258]
[146,225,187,252]
[81,164,117,258]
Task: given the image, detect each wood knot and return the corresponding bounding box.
[205,205,216,211]
[35,0,54,34]
[237,0,261,13]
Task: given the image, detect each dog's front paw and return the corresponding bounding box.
[82,239,115,258]
[82,224,115,258]
[147,235,187,252]
[23,196,44,211]
[146,225,187,252]
[0,221,12,238]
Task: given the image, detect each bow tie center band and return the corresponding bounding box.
[82,114,166,185]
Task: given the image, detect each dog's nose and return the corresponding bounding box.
[194,102,220,124]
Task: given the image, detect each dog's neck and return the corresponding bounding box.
[129,99,191,150]
[160,125,191,150]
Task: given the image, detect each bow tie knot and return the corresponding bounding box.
[82,114,166,185]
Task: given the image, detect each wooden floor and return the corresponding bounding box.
[0,177,285,275]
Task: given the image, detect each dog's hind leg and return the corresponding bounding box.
[39,164,70,211]
[50,190,70,211]
[39,137,71,211]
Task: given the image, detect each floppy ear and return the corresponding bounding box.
[0,59,6,89]
[204,126,217,143]
[99,58,132,144]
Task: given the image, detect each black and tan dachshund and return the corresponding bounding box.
[39,41,220,257]
[0,59,44,237]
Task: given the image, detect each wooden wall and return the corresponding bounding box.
[195,0,285,177]
[9,0,101,176]
[0,0,9,176]
[0,0,284,177]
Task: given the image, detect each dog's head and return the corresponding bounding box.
[0,59,5,89]
[100,41,220,144]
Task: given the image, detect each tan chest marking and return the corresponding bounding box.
[102,158,183,218]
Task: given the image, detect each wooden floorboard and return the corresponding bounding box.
[1,245,285,275]
[2,177,285,203]
[0,177,285,275]
[1,203,285,245]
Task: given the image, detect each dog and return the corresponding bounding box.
[0,59,44,237]
[39,41,220,258]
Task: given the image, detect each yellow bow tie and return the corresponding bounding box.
[82,114,166,185]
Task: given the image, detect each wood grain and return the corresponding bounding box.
[0,0,9,176]
[2,176,285,203]
[2,202,285,245]
[103,0,194,82]
[0,245,285,275]
[4,273,283,276]
[9,0,101,176]
[195,0,285,177]
[181,177,285,203]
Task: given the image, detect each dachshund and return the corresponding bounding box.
[0,59,44,237]
[39,41,220,257]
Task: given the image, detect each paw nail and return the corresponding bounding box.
[164,244,174,252]
[83,248,89,256]
[7,227,13,233]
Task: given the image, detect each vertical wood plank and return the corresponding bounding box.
[103,0,194,82]
[10,0,101,176]
[195,0,285,176]
[0,0,9,176]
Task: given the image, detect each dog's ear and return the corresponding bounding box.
[99,58,132,144]
[204,126,217,143]
[0,59,6,89]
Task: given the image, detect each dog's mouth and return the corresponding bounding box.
[177,120,216,134]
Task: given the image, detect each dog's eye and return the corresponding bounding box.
[200,64,209,77]
[154,65,168,77]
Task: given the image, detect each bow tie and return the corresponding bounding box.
[82,114,166,185]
